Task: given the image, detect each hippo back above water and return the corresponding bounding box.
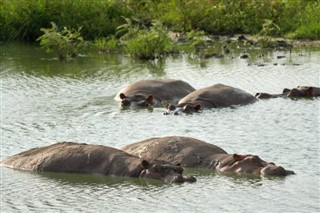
[122,136,294,177]
[0,142,196,183]
[115,79,195,108]
[165,84,257,114]
[255,86,320,99]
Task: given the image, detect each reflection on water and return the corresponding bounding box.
[1,42,319,212]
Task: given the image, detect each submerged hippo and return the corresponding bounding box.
[255,86,320,99]
[164,84,257,115]
[114,79,195,108]
[122,136,295,177]
[0,142,196,184]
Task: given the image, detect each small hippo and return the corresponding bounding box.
[255,86,320,99]
[114,79,195,108]
[164,84,257,115]
[0,142,196,184]
[122,136,295,177]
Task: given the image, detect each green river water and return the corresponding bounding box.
[1,42,319,212]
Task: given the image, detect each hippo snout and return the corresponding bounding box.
[120,99,131,107]
[171,175,197,183]
[285,169,295,175]
[184,175,197,183]
[261,165,295,176]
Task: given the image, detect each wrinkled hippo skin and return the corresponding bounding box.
[164,84,257,115]
[0,142,196,183]
[114,79,195,108]
[255,86,320,99]
[122,136,294,177]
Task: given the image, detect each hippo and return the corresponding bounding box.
[114,79,195,108]
[255,86,320,99]
[164,84,257,115]
[0,142,196,184]
[122,136,295,177]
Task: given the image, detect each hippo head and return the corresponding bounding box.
[119,93,154,108]
[163,103,202,115]
[255,93,277,99]
[216,154,294,177]
[285,86,316,98]
[139,160,196,183]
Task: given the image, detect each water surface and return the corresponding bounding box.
[1,42,319,212]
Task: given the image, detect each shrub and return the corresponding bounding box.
[94,36,119,53]
[119,19,173,60]
[36,22,87,60]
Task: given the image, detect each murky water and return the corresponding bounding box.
[1,42,319,212]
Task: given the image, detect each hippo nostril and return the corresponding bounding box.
[185,176,196,183]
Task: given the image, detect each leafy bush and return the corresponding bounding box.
[119,19,173,60]
[37,22,87,60]
[0,0,130,41]
[285,1,320,40]
[1,0,318,42]
[94,36,119,53]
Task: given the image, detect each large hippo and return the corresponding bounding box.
[164,84,257,115]
[122,136,295,177]
[255,86,320,99]
[0,142,196,183]
[114,79,195,108]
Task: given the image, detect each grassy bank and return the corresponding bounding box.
[1,0,319,42]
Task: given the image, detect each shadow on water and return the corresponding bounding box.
[1,42,167,79]
[35,171,168,187]
[184,167,288,186]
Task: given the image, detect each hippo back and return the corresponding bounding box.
[295,86,320,97]
[122,136,228,168]
[114,79,195,104]
[1,142,144,177]
[178,84,257,108]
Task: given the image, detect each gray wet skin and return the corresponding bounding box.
[122,136,295,177]
[255,86,320,99]
[164,84,257,115]
[114,79,195,108]
[1,142,196,183]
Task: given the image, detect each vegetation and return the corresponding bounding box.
[94,36,119,53]
[1,0,319,60]
[36,22,87,60]
[118,19,173,59]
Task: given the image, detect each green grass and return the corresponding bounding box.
[1,0,319,42]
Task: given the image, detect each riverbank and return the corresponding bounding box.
[1,0,319,42]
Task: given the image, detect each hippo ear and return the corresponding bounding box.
[282,88,290,94]
[141,160,150,169]
[146,95,154,104]
[233,154,244,161]
[119,93,127,100]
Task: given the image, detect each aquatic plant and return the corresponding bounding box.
[94,36,119,53]
[37,22,87,60]
[182,30,207,57]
